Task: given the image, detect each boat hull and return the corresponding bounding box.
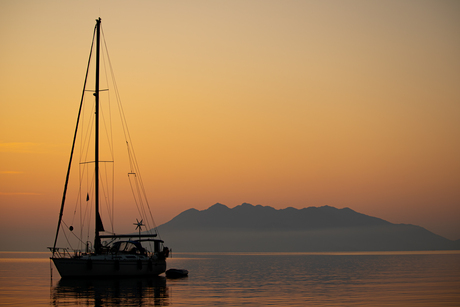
[52,257,166,278]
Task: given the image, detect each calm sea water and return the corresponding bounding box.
[0,251,459,306]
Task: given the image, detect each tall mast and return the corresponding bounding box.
[94,17,102,253]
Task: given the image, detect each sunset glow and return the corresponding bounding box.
[1,0,459,251]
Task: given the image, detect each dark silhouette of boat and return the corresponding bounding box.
[49,18,170,278]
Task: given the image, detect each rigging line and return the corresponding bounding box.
[81,169,95,244]
[137,165,159,234]
[101,27,119,232]
[121,112,159,234]
[70,158,84,227]
[102,26,159,236]
[79,92,84,161]
[98,109,115,230]
[101,27,120,158]
[77,160,91,247]
[100,164,114,229]
[111,147,115,233]
[70,185,80,227]
[78,96,88,250]
[52,24,97,253]
[79,94,89,174]
[131,173,149,228]
[126,142,135,174]
[119,111,158,232]
[101,30,114,158]
[61,220,86,246]
[103,163,113,231]
[130,138,160,234]
[100,33,116,230]
[79,162,87,250]
[99,101,115,159]
[104,162,115,233]
[102,27,129,145]
[60,225,73,251]
[87,190,92,244]
[126,145,150,230]
[130,171,151,231]
[102,28,150,230]
[126,144,152,229]
[72,145,93,227]
[129,147,159,234]
[75,96,87,233]
[128,174,144,220]
[121,108,160,234]
[80,103,95,165]
[98,40,115,159]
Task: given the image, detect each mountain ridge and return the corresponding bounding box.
[156,203,460,252]
[160,203,392,231]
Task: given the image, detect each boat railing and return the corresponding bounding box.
[48,247,85,258]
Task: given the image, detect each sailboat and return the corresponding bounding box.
[49,18,169,277]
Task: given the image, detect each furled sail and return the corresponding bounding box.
[96,211,105,232]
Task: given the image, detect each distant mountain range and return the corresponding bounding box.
[156,203,460,252]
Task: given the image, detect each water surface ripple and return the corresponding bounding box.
[0,251,459,306]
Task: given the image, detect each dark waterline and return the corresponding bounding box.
[0,251,459,306]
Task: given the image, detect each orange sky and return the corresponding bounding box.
[1,0,460,250]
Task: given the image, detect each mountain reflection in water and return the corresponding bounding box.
[51,276,169,306]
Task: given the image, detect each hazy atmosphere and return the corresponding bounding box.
[1,0,460,251]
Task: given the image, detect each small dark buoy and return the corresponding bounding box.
[69,226,74,231]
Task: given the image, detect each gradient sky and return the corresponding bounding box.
[1,0,459,251]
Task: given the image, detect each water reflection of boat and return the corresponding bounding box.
[52,276,169,306]
[49,17,169,278]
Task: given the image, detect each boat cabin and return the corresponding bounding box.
[111,241,146,255]
[106,238,167,258]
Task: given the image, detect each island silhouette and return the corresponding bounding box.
[156,203,460,252]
